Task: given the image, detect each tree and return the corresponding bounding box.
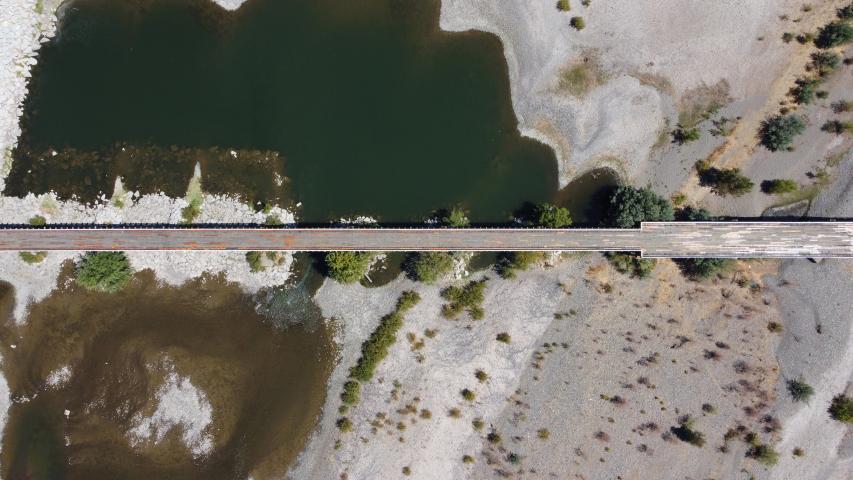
[829,394,853,423]
[840,4,853,19]
[761,179,798,195]
[790,77,822,105]
[815,21,853,48]
[676,258,731,280]
[535,203,572,228]
[405,252,454,284]
[675,206,712,221]
[698,167,754,197]
[442,207,470,228]
[324,251,374,283]
[75,252,133,293]
[760,114,805,151]
[602,186,674,228]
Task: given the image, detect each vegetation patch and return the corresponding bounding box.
[676,258,731,280]
[75,252,133,293]
[761,179,798,195]
[245,251,265,272]
[671,416,705,447]
[602,186,674,228]
[28,215,46,226]
[760,114,805,151]
[677,81,731,129]
[324,251,374,284]
[606,252,656,279]
[558,57,606,97]
[496,251,545,279]
[349,291,421,382]
[405,252,455,284]
[815,21,853,49]
[787,378,814,403]
[697,166,754,197]
[829,394,853,423]
[19,251,47,264]
[441,279,488,320]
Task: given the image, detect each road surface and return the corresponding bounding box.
[0,222,850,258]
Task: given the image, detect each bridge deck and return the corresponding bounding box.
[0,222,850,258]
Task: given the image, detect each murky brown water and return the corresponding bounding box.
[0,267,334,480]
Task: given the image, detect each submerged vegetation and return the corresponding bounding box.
[75,252,132,293]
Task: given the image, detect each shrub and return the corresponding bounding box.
[698,167,754,197]
[442,207,470,227]
[675,205,712,221]
[761,179,798,195]
[606,252,656,279]
[535,203,572,228]
[341,380,361,405]
[474,369,489,382]
[760,114,806,151]
[822,120,853,135]
[602,186,674,228]
[181,196,203,223]
[832,100,852,113]
[245,251,265,272]
[840,4,853,19]
[556,0,570,11]
[671,417,705,447]
[815,21,853,48]
[28,215,46,226]
[829,394,853,423]
[349,291,421,381]
[462,455,475,464]
[747,443,779,466]
[405,252,454,284]
[676,258,731,280]
[496,332,511,343]
[495,251,544,278]
[19,251,47,264]
[570,16,586,30]
[672,126,700,144]
[793,447,805,457]
[441,279,488,320]
[472,418,484,430]
[336,417,353,432]
[790,77,822,104]
[811,51,841,75]
[797,32,816,44]
[324,251,374,284]
[487,431,502,444]
[787,378,814,403]
[782,32,795,43]
[461,388,476,401]
[537,428,550,440]
[75,252,132,293]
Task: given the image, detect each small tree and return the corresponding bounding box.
[602,186,674,228]
[443,207,470,228]
[75,252,133,293]
[761,179,798,195]
[341,380,361,405]
[405,252,454,284]
[787,378,814,403]
[535,203,572,228]
[324,251,374,284]
[760,114,806,151]
[698,167,754,197]
[829,394,853,423]
[790,77,823,104]
[815,21,853,49]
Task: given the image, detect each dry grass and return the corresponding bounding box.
[558,55,608,98]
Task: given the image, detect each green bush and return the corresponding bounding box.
[787,378,814,403]
[181,197,203,224]
[606,252,656,279]
[829,394,853,423]
[496,332,511,343]
[324,251,374,284]
[19,251,47,264]
[761,179,798,195]
[341,380,361,405]
[760,114,806,151]
[811,51,841,75]
[336,417,353,432]
[443,207,470,227]
[75,252,132,293]
[671,417,705,447]
[495,251,545,278]
[672,126,700,144]
[782,32,795,43]
[245,251,265,272]
[821,120,853,135]
[816,21,853,48]
[556,0,570,11]
[461,388,476,401]
[832,100,852,113]
[676,258,731,280]
[535,203,572,228]
[570,16,586,30]
[675,206,712,221]
[747,443,779,466]
[698,167,754,197]
[405,252,454,284]
[28,215,46,226]
[441,279,488,320]
[790,77,822,104]
[349,291,421,381]
[840,4,853,19]
[602,186,674,228]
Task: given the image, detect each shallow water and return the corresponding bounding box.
[0,269,334,480]
[9,0,560,222]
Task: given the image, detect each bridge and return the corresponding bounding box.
[0,222,851,258]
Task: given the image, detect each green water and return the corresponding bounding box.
[8,0,558,222]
